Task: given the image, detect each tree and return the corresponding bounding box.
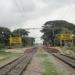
[12,28,29,36]
[22,36,35,46]
[41,20,75,46]
[12,28,35,47]
[0,27,11,46]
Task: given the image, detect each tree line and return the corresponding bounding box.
[41,20,75,46]
[0,27,35,48]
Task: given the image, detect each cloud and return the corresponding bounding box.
[0,0,35,29]
[48,4,75,23]
[0,0,75,43]
[13,0,35,13]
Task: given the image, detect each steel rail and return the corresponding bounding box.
[52,54,75,69]
[0,49,36,75]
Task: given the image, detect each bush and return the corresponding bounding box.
[0,43,5,50]
[66,42,75,52]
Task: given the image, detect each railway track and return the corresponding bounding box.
[44,47,59,53]
[52,53,75,69]
[44,47,75,69]
[0,48,36,75]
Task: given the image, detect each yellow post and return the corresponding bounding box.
[9,35,12,48]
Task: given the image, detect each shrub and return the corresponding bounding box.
[66,42,75,52]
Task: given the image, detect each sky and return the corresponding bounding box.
[0,0,75,43]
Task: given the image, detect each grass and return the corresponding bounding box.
[42,58,59,75]
[36,54,48,58]
[65,50,75,58]
[37,48,59,75]
[37,53,59,75]
[0,50,21,61]
[62,46,75,58]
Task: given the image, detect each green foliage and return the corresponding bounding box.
[12,28,29,36]
[0,43,4,49]
[12,28,35,47]
[0,27,35,48]
[0,51,21,61]
[41,20,75,46]
[0,27,11,46]
[43,61,58,75]
[22,37,35,47]
[42,56,59,75]
[66,42,75,52]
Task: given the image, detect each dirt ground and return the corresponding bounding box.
[6,48,28,53]
[0,47,75,75]
[0,47,32,68]
[23,47,75,75]
[0,48,26,67]
[48,54,75,75]
[0,57,5,60]
[0,54,22,67]
[22,48,42,75]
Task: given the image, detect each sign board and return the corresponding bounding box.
[57,34,73,40]
[9,36,22,44]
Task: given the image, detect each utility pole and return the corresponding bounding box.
[9,35,12,48]
[53,24,55,46]
[72,34,74,47]
[45,24,55,47]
